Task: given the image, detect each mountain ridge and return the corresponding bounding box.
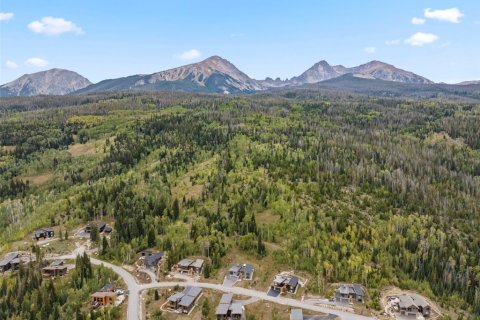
[2,56,476,97]
[0,68,91,97]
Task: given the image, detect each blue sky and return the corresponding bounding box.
[1,0,479,84]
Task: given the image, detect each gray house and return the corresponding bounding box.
[167,286,203,314]
[398,294,431,317]
[335,283,364,303]
[215,293,245,320]
[227,263,254,280]
[0,252,20,273]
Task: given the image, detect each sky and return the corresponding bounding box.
[0,0,479,84]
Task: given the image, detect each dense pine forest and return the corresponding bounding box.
[0,91,479,318]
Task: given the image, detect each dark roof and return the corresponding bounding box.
[243,264,254,273]
[179,295,196,307]
[288,276,299,288]
[51,260,64,266]
[100,284,115,292]
[352,284,363,296]
[0,252,19,267]
[185,286,202,298]
[145,252,164,267]
[291,308,303,320]
[104,226,112,233]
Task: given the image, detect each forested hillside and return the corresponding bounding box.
[0,93,479,317]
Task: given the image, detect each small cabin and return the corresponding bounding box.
[34,228,55,240]
[91,292,116,307]
[42,265,67,277]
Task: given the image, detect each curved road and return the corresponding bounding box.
[53,252,374,320]
[91,260,374,320]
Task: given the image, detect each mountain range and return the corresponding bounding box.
[0,56,478,97]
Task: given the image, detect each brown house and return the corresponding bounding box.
[172,258,204,275]
[91,292,116,307]
[42,265,68,277]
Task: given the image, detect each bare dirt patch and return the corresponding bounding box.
[20,171,53,186]
[68,143,96,157]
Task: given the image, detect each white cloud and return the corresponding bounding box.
[25,58,49,67]
[385,39,400,45]
[405,32,439,46]
[5,60,18,69]
[0,12,14,21]
[424,8,464,23]
[363,47,376,54]
[28,16,83,35]
[177,49,202,60]
[411,17,426,25]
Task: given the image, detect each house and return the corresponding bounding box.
[50,259,64,266]
[290,308,303,320]
[227,263,254,280]
[172,258,204,275]
[167,286,203,314]
[33,227,55,240]
[85,221,106,233]
[230,303,244,320]
[144,252,164,269]
[397,294,431,317]
[335,283,364,303]
[0,252,20,273]
[271,274,299,294]
[100,283,116,292]
[91,291,117,307]
[216,293,233,319]
[42,265,67,277]
[215,293,245,320]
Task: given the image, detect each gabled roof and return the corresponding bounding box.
[243,264,254,273]
[168,292,185,302]
[0,252,19,266]
[411,294,429,308]
[51,260,64,266]
[178,258,194,267]
[42,265,67,271]
[337,284,350,295]
[398,294,416,309]
[229,264,242,273]
[288,276,299,287]
[191,259,204,268]
[145,252,164,267]
[352,284,363,296]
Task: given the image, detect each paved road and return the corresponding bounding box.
[90,258,143,320]
[140,281,374,320]
[50,250,374,320]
